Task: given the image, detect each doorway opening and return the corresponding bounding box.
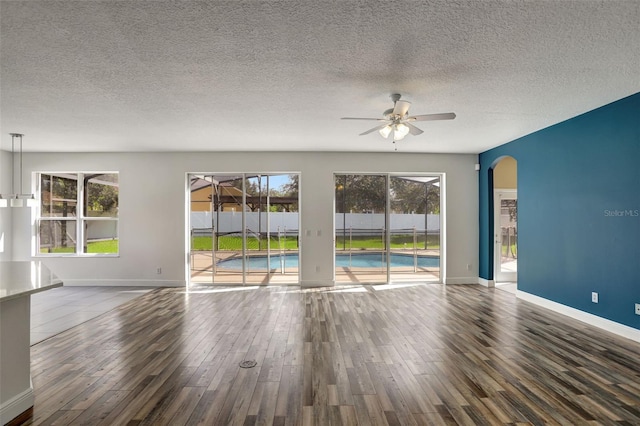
[492,157,518,291]
[188,173,299,286]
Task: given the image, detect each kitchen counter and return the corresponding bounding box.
[0,261,63,301]
[0,261,62,425]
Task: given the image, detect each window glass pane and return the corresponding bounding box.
[40,173,78,217]
[39,220,77,254]
[268,174,299,277]
[389,176,440,281]
[85,220,118,253]
[335,174,387,284]
[211,175,244,281]
[86,173,119,217]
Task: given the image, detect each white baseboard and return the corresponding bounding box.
[63,279,184,287]
[444,277,478,284]
[517,290,640,343]
[300,280,335,288]
[478,277,495,287]
[0,387,33,425]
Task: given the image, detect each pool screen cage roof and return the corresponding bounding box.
[190,174,298,212]
[190,174,244,191]
[190,174,438,192]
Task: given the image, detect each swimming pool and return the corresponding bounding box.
[217,253,439,269]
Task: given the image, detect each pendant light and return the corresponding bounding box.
[0,133,36,208]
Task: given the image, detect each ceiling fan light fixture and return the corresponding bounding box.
[393,123,410,140]
[379,125,392,139]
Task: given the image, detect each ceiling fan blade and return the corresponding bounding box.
[359,123,390,136]
[405,122,424,136]
[341,117,386,121]
[392,100,411,117]
[407,112,456,122]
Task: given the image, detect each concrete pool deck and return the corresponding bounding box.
[190,250,440,285]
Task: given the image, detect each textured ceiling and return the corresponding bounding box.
[1,1,639,153]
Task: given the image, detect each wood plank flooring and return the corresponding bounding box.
[18,284,640,425]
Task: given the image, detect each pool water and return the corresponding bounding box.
[217,253,439,269]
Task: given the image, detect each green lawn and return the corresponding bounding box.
[87,239,119,253]
[40,239,119,254]
[42,234,438,254]
[192,236,299,251]
[501,243,517,257]
[192,234,440,251]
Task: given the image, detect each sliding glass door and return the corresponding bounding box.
[389,176,440,282]
[335,175,388,284]
[335,173,441,284]
[189,173,299,286]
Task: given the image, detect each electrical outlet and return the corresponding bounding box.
[591,292,598,303]
[635,303,640,315]
[157,267,162,275]
[466,263,472,271]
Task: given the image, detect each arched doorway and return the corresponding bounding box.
[492,156,517,290]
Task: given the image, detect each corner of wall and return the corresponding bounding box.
[0,150,14,261]
[477,277,495,288]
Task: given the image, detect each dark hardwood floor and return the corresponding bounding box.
[20,284,640,425]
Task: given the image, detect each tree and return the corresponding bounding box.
[226,174,299,212]
[277,174,299,212]
[335,175,386,213]
[86,174,118,216]
[280,174,299,198]
[390,177,440,214]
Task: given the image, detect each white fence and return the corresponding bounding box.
[87,220,118,240]
[191,212,440,233]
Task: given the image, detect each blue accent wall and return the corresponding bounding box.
[479,92,640,329]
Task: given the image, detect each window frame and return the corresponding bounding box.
[35,171,119,257]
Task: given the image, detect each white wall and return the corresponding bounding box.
[0,151,13,261]
[13,151,479,286]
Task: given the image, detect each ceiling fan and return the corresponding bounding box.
[341,94,456,142]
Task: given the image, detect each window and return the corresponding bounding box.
[37,172,119,255]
